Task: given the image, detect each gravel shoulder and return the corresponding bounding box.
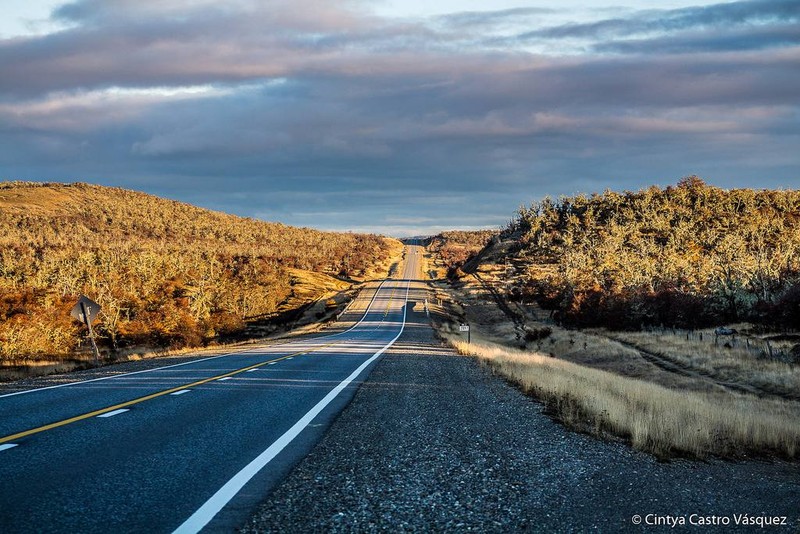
[243,307,800,532]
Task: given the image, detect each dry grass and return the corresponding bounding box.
[429,241,800,459]
[450,338,800,459]
[607,330,800,398]
[445,259,800,400]
[440,272,722,393]
[365,238,406,281]
[279,268,352,316]
[0,182,86,215]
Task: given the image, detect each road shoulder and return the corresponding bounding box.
[243,317,800,532]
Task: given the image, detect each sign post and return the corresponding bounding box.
[459,323,470,344]
[71,295,102,367]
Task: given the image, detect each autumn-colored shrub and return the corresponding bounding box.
[502,178,800,330]
[0,181,396,359]
[428,230,498,275]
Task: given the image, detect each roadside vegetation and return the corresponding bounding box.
[504,177,800,330]
[451,338,799,459]
[427,230,497,279]
[427,178,800,459]
[0,181,400,366]
[604,329,800,399]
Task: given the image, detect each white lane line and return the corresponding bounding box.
[217,377,233,382]
[245,369,259,373]
[267,362,276,365]
[0,279,390,400]
[172,278,411,534]
[170,389,191,396]
[97,409,129,418]
[286,357,293,360]
[0,443,18,452]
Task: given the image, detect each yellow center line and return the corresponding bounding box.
[1,263,412,446]
[383,287,397,318]
[0,340,342,445]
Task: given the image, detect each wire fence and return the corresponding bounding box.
[641,326,796,363]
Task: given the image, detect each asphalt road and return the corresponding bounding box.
[0,245,422,533]
[244,250,800,533]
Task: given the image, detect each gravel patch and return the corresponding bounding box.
[243,315,799,532]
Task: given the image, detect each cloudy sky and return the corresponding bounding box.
[1,0,798,235]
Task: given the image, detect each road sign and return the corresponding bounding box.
[71,295,101,324]
[70,295,102,366]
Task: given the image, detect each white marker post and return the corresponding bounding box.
[459,323,470,344]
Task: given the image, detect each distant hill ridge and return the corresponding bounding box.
[2,181,322,244]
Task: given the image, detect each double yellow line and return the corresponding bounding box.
[382,287,397,319]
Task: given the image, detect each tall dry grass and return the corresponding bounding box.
[608,331,800,397]
[452,339,800,459]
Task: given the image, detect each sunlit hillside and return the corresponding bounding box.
[427,230,498,279]
[445,178,800,330]
[0,181,399,362]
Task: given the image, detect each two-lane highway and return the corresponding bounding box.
[0,245,422,533]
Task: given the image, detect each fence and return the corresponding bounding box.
[642,326,794,363]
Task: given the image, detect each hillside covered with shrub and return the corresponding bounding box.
[0,181,398,361]
[480,178,800,330]
[427,230,498,279]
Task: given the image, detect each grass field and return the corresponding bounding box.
[450,338,800,459]
[604,330,800,398]
[424,243,800,460]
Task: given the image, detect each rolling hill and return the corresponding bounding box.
[439,177,800,330]
[0,181,400,364]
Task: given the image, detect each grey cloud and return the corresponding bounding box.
[519,0,799,40]
[0,22,469,100]
[52,0,372,33]
[2,0,797,101]
[1,0,406,98]
[0,0,798,235]
[435,7,556,29]
[596,23,800,53]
